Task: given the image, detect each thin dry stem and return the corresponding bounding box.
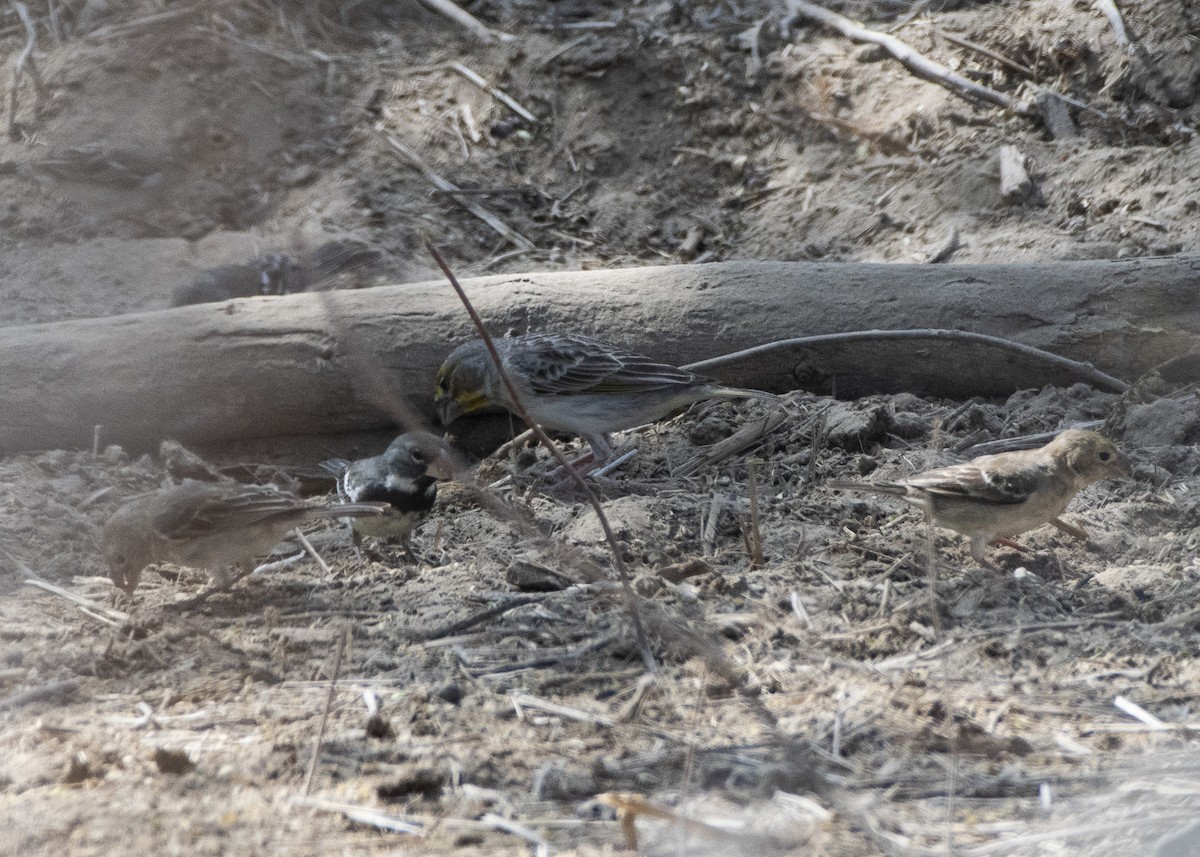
[7,1,45,140]
[423,237,656,672]
[302,625,349,796]
[746,461,764,570]
[683,329,1129,393]
[377,129,534,251]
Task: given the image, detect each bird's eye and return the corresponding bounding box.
[1098,451,1112,461]
[411,449,426,463]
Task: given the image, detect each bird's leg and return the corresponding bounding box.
[545,433,623,487]
[969,536,1002,571]
[399,532,418,564]
[1050,517,1089,541]
[166,562,252,611]
[215,561,255,592]
[992,537,1031,553]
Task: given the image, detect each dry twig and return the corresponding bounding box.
[746,461,765,570]
[448,61,536,123]
[676,408,788,477]
[683,329,1129,393]
[925,225,961,264]
[302,625,349,796]
[419,592,552,641]
[24,577,130,626]
[0,678,81,711]
[376,130,535,251]
[415,0,514,44]
[6,1,45,140]
[784,0,1034,116]
[425,238,655,671]
[1093,0,1130,51]
[934,28,1035,79]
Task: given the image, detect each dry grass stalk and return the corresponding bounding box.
[510,691,614,727]
[24,577,130,627]
[301,624,349,797]
[448,61,536,122]
[746,460,765,570]
[415,0,513,44]
[425,237,656,672]
[379,131,534,251]
[6,1,45,140]
[290,527,331,575]
[676,408,787,477]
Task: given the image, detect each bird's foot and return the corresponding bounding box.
[163,565,251,612]
[1050,517,1089,541]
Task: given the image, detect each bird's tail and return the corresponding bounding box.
[826,480,908,497]
[311,501,390,518]
[319,458,350,476]
[712,386,781,403]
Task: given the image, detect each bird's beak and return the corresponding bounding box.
[1114,451,1133,478]
[426,447,456,481]
[437,396,465,427]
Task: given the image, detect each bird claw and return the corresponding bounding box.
[1050,517,1089,541]
[992,536,1032,554]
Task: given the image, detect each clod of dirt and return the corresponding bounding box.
[365,713,395,740]
[505,558,574,592]
[160,440,224,483]
[376,766,445,802]
[152,748,195,775]
[433,682,464,706]
[688,413,738,446]
[822,400,893,450]
[533,763,599,802]
[565,496,693,567]
[1123,396,1200,447]
[62,751,95,784]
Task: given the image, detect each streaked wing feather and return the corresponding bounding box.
[155,486,309,540]
[906,461,1039,505]
[512,333,707,395]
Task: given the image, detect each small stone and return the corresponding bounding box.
[153,747,195,775]
[365,713,395,739]
[62,752,92,784]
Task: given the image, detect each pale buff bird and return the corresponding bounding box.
[827,429,1130,565]
[434,332,778,462]
[103,481,387,594]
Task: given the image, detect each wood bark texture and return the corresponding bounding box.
[3,257,1198,453]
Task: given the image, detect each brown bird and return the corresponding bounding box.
[827,429,1130,565]
[103,481,387,594]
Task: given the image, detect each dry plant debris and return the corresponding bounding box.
[2,0,1200,854]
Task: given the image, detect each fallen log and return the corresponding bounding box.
[3,258,1198,453]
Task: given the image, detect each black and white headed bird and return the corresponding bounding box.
[321,431,456,559]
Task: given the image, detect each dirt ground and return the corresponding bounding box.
[3,1,1200,854]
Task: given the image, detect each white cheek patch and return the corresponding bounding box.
[386,475,419,494]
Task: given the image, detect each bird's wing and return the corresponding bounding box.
[154,484,308,540]
[905,456,1046,505]
[510,333,707,395]
[340,458,392,502]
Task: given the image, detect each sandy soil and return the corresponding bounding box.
[2,1,1200,855]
